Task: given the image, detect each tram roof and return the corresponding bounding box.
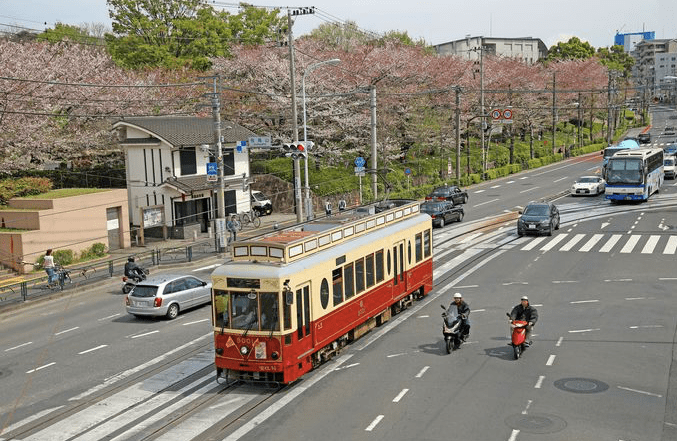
[228,199,427,264]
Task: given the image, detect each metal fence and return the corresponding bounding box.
[0,238,220,310]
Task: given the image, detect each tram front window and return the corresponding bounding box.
[232,293,258,330]
[213,290,280,331]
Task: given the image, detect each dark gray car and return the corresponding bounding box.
[125,274,212,319]
[517,202,560,237]
[420,201,464,228]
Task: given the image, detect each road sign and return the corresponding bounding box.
[354,166,365,176]
[355,156,366,167]
[248,136,271,148]
[236,141,247,153]
[404,167,411,175]
[206,162,218,181]
[492,109,502,120]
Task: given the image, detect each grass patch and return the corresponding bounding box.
[21,188,110,199]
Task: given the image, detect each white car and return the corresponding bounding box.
[571,176,606,196]
[665,157,676,179]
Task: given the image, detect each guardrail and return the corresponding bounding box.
[0,238,220,311]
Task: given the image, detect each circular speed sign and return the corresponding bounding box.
[503,109,513,119]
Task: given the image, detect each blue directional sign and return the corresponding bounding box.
[206,162,218,181]
[236,141,247,153]
[405,167,412,175]
[355,156,365,167]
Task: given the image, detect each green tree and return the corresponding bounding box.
[597,45,635,77]
[105,0,283,70]
[547,37,595,61]
[36,23,103,45]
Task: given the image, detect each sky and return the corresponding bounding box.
[1,0,676,49]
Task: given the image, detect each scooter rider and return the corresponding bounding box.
[510,295,538,345]
[448,292,471,340]
[124,256,145,282]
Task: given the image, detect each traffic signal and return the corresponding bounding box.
[281,143,306,159]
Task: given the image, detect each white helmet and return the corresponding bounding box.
[453,292,463,299]
[521,295,529,301]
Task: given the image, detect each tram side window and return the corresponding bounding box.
[320,278,330,309]
[344,262,355,299]
[213,289,229,328]
[283,294,292,330]
[332,268,344,306]
[365,254,375,288]
[424,230,431,258]
[376,249,385,282]
[355,258,365,294]
[408,240,412,265]
[415,233,422,262]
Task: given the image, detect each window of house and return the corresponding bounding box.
[179,147,197,175]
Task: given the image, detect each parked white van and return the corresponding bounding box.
[251,190,273,215]
[664,156,676,180]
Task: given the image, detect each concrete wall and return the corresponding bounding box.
[2,189,131,274]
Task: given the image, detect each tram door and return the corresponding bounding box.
[295,285,312,350]
[392,240,407,299]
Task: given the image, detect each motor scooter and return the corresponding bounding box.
[441,305,466,353]
[122,268,149,294]
[507,312,529,359]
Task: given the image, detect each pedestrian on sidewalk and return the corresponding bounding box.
[43,249,57,286]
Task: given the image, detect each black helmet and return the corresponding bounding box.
[128,256,135,262]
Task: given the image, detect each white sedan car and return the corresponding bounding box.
[571,176,606,196]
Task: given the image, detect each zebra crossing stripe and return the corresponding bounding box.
[579,234,603,252]
[599,234,622,253]
[620,235,641,253]
[560,234,586,251]
[641,235,661,254]
[665,237,677,254]
[540,234,568,251]
[521,236,547,251]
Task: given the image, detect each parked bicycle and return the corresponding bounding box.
[238,209,261,228]
[46,264,72,290]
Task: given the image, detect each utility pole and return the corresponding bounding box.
[211,77,226,220]
[370,86,378,199]
[287,9,303,222]
[479,43,486,178]
[607,71,613,145]
[454,87,461,181]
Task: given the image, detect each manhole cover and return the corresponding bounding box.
[505,413,567,434]
[554,377,609,394]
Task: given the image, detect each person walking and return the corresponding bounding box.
[43,249,57,286]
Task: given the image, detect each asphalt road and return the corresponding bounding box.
[1,113,677,440]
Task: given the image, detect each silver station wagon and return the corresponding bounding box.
[125,274,212,319]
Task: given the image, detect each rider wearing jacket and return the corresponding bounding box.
[510,295,538,344]
[124,257,145,282]
[448,292,471,340]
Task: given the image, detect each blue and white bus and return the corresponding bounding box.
[602,139,640,172]
[604,148,664,201]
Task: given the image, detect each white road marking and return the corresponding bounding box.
[519,186,540,194]
[98,314,120,321]
[333,363,360,371]
[508,429,520,441]
[522,399,533,414]
[625,297,646,300]
[473,198,499,208]
[599,234,622,252]
[502,282,528,286]
[78,345,108,355]
[629,325,664,329]
[560,233,586,251]
[553,176,568,183]
[570,299,599,304]
[620,235,641,253]
[579,233,603,252]
[54,327,79,335]
[521,236,546,251]
[541,234,568,251]
[546,355,556,366]
[568,328,600,333]
[534,376,545,389]
[641,235,661,254]
[387,353,407,358]
[365,415,384,431]
[552,280,579,284]
[415,366,429,378]
[26,362,56,374]
[5,341,32,352]
[605,278,633,282]
[664,236,677,254]
[658,278,677,281]
[183,319,210,326]
[131,330,159,339]
[474,189,485,193]
[490,185,501,189]
[617,386,662,398]
[392,389,409,403]
[193,264,220,272]
[555,337,563,347]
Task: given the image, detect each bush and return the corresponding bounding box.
[79,242,107,261]
[53,249,74,266]
[0,177,53,205]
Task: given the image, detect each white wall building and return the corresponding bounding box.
[433,36,547,64]
[112,116,256,239]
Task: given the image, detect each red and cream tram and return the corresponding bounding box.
[210,199,433,384]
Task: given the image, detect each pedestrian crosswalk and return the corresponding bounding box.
[510,233,677,255]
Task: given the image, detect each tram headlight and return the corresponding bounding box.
[271,351,279,360]
[240,346,249,356]
[215,347,224,355]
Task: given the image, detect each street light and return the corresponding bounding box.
[302,58,340,220]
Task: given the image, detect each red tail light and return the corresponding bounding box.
[154,297,163,307]
[425,196,432,200]
[436,197,445,201]
[430,215,436,219]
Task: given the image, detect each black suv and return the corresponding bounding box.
[638,132,651,144]
[425,185,468,205]
[420,201,464,228]
[517,202,560,237]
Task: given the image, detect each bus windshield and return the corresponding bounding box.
[214,290,280,331]
[607,158,643,184]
